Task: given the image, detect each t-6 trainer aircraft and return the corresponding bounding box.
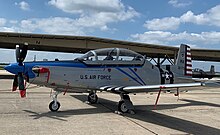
[4,43,203,113]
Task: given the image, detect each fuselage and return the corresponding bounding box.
[5,59,185,93]
[5,46,193,93]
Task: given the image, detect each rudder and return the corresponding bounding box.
[175,44,192,77]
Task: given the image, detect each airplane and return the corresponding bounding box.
[192,65,220,79]
[4,43,204,113]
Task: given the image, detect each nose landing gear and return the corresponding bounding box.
[49,91,61,112]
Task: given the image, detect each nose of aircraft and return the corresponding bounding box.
[4,63,24,75]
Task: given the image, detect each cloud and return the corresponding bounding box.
[9,0,139,35]
[0,18,6,26]
[48,0,139,19]
[180,11,209,25]
[130,31,220,47]
[168,0,192,8]
[144,17,180,30]
[0,18,16,32]
[48,0,124,14]
[181,5,220,27]
[0,1,139,35]
[15,1,30,11]
[47,0,139,32]
[15,17,113,35]
[144,4,220,30]
[0,27,16,32]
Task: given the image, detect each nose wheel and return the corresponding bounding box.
[49,91,61,112]
[49,101,60,112]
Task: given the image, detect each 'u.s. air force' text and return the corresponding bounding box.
[80,75,111,80]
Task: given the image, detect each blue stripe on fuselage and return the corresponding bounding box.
[23,60,144,79]
[24,61,87,68]
[129,68,146,85]
[24,61,143,68]
[116,67,143,85]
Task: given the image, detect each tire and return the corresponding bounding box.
[88,93,98,104]
[49,101,60,112]
[118,100,128,113]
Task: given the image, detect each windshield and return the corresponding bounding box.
[76,48,144,61]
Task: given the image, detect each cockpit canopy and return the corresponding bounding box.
[76,48,145,66]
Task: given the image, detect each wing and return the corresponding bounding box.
[100,83,204,93]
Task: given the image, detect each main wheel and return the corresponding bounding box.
[49,101,60,112]
[118,100,128,113]
[88,93,98,104]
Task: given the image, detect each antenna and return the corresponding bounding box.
[34,55,36,62]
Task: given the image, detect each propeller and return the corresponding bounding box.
[12,42,28,98]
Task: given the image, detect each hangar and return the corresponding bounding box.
[0,32,219,62]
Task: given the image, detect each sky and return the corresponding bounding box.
[0,0,220,70]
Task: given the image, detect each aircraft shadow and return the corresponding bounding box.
[24,94,220,135]
[137,98,220,110]
[71,94,220,135]
[23,103,112,122]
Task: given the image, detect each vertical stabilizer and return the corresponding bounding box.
[210,65,215,74]
[175,44,192,77]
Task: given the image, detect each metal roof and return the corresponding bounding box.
[0,32,219,62]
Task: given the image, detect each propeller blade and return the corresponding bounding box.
[15,45,20,63]
[20,90,26,98]
[18,73,25,90]
[13,43,28,98]
[18,73,26,98]
[20,43,28,64]
[16,43,28,66]
[12,75,18,91]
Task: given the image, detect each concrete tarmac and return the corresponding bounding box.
[0,79,219,135]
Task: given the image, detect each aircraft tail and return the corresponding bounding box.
[210,65,215,74]
[175,44,192,77]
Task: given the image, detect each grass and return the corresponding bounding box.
[0,66,5,70]
[0,63,9,70]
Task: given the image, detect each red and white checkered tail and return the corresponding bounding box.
[185,46,192,76]
[176,44,192,77]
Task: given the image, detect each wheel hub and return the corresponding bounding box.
[90,95,96,101]
[121,103,128,112]
[52,103,58,110]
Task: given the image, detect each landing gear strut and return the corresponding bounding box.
[88,91,98,104]
[49,91,61,112]
[118,94,135,114]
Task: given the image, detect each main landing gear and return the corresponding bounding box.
[87,91,98,104]
[117,94,135,114]
[48,90,134,114]
[49,91,61,112]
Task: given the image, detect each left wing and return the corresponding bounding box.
[100,82,204,93]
